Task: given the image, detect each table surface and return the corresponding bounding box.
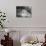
[21,43,43,46]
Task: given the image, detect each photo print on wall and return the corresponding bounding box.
[16,6,32,18]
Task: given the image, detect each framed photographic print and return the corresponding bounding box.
[16,6,32,18]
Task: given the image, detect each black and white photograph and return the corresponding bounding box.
[16,6,32,18]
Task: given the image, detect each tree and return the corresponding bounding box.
[0,10,6,28]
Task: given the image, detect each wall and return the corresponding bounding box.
[0,0,46,46]
[0,0,46,27]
